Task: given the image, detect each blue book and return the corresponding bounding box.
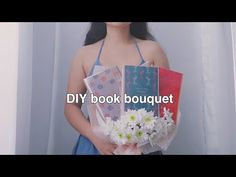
[121,65,159,116]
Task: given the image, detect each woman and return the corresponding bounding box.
[64,22,169,155]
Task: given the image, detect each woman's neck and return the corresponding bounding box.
[105,25,133,45]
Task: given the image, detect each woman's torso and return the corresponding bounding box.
[73,38,166,155]
[82,38,161,77]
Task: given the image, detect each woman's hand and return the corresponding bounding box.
[92,137,117,155]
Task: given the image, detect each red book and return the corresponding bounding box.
[159,67,183,123]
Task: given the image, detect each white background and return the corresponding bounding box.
[1,22,236,154]
[0,23,19,154]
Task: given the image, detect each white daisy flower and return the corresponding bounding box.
[124,129,135,143]
[141,111,156,130]
[110,130,127,145]
[137,108,148,117]
[134,128,148,143]
[125,109,141,124]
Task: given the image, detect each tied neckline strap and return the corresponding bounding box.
[88,38,146,77]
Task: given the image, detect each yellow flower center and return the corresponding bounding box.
[118,133,123,139]
[126,134,132,140]
[130,115,136,121]
[143,116,151,123]
[136,131,143,138]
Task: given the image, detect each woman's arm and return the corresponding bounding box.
[64,50,117,155]
[152,43,170,69]
[64,50,96,141]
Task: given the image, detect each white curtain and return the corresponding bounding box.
[200,23,236,154]
[13,22,236,154]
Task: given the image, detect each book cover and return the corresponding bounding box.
[121,65,183,124]
[159,67,183,123]
[121,65,159,115]
[84,66,122,121]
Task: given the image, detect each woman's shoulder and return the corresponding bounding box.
[75,40,103,60]
[71,40,103,75]
[73,40,103,68]
[136,39,169,68]
[136,39,163,53]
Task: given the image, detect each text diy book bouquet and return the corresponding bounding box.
[84,64,183,154]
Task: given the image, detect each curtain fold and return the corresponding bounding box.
[200,23,236,154]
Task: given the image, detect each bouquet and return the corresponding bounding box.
[85,64,183,155]
[95,107,177,154]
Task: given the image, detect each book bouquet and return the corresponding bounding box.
[84,64,183,154]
